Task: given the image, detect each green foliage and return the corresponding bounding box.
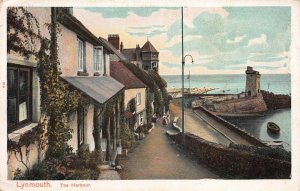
[120,123,135,149]
[161,87,170,111]
[8,123,48,173]
[122,62,157,89]
[36,12,81,158]
[154,88,164,116]
[127,98,136,113]
[147,70,167,88]
[70,169,99,180]
[136,124,147,134]
[7,7,42,58]
[146,89,153,129]
[15,149,102,180]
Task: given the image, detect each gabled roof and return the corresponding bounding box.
[110,61,147,89]
[61,76,124,104]
[122,48,136,61]
[141,41,158,53]
[57,9,113,53]
[99,37,128,62]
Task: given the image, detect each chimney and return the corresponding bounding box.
[120,42,123,52]
[108,34,120,50]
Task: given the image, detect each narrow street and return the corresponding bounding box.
[119,122,219,179]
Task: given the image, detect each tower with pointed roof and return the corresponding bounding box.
[140,40,159,72]
[108,34,160,73]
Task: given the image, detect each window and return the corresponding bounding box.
[139,113,143,125]
[7,66,31,132]
[94,46,103,73]
[77,38,85,72]
[77,106,85,146]
[136,93,141,105]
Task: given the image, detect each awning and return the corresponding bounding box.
[61,76,124,104]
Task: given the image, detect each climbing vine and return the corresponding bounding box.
[7,7,48,174]
[7,7,42,58]
[7,7,81,159]
[37,8,81,158]
[146,88,153,129]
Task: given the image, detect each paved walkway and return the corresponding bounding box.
[119,122,218,179]
[169,103,253,146]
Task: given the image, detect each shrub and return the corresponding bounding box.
[120,124,135,149]
[16,150,102,180]
[69,169,98,180]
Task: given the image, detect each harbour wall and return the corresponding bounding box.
[213,93,268,114]
[194,106,267,147]
[168,132,291,179]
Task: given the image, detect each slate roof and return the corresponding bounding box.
[61,76,124,104]
[122,48,136,61]
[110,61,147,89]
[57,9,113,53]
[147,70,167,88]
[141,41,158,52]
[98,37,128,62]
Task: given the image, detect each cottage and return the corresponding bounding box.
[7,7,51,179]
[57,8,125,163]
[110,61,148,131]
[7,7,126,179]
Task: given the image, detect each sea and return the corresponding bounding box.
[162,74,291,150]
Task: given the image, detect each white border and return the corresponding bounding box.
[1,0,299,191]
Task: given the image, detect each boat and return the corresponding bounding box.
[267,122,280,134]
[264,140,284,148]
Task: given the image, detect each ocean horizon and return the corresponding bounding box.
[162,74,291,95]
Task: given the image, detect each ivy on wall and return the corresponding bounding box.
[7,7,49,174]
[146,88,153,129]
[7,7,42,58]
[7,8,81,160]
[38,8,81,158]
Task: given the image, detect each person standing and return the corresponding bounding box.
[162,113,167,127]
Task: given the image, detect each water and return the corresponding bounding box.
[163,74,291,150]
[162,74,291,95]
[224,109,291,151]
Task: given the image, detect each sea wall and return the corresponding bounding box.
[195,106,267,147]
[261,90,291,110]
[168,132,291,179]
[213,93,267,114]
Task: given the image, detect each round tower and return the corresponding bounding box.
[245,66,261,97]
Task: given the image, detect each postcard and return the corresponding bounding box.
[1,0,300,190]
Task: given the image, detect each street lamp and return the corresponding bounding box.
[181,53,194,144]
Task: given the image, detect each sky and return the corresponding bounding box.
[73,7,291,75]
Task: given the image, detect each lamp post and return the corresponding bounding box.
[181,5,194,145]
[181,54,194,143]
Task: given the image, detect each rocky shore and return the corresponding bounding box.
[261,90,291,110]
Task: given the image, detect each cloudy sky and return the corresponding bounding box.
[74,7,291,75]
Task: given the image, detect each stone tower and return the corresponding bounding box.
[245,66,261,97]
[141,40,159,73]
